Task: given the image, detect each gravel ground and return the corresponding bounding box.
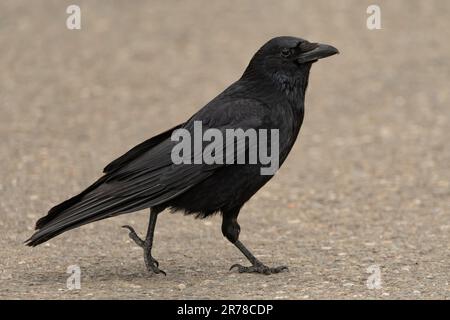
[0,0,449,299]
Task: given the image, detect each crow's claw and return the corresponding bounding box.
[122,225,145,247]
[122,225,165,275]
[230,263,288,275]
[146,257,166,276]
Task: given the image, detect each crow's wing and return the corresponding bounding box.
[103,123,184,174]
[26,98,269,246]
[32,124,185,231]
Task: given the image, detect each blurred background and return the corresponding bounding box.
[0,0,449,299]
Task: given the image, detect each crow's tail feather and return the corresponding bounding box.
[24,175,151,247]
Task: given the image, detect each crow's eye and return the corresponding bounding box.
[280,48,291,58]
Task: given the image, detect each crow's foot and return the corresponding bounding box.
[144,256,166,275]
[122,225,166,276]
[229,263,288,275]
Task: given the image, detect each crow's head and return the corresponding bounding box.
[243,36,338,93]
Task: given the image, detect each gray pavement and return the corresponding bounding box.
[0,0,449,299]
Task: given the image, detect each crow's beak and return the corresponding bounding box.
[297,43,339,64]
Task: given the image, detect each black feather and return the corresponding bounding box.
[103,124,183,173]
[26,36,338,253]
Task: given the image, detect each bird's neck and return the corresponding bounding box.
[271,71,309,106]
[241,66,310,108]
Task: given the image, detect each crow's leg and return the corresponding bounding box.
[122,207,166,275]
[222,209,288,275]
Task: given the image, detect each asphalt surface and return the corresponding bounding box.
[0,0,449,299]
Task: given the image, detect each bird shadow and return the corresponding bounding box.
[18,258,220,288]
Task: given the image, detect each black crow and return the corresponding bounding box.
[26,36,338,275]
